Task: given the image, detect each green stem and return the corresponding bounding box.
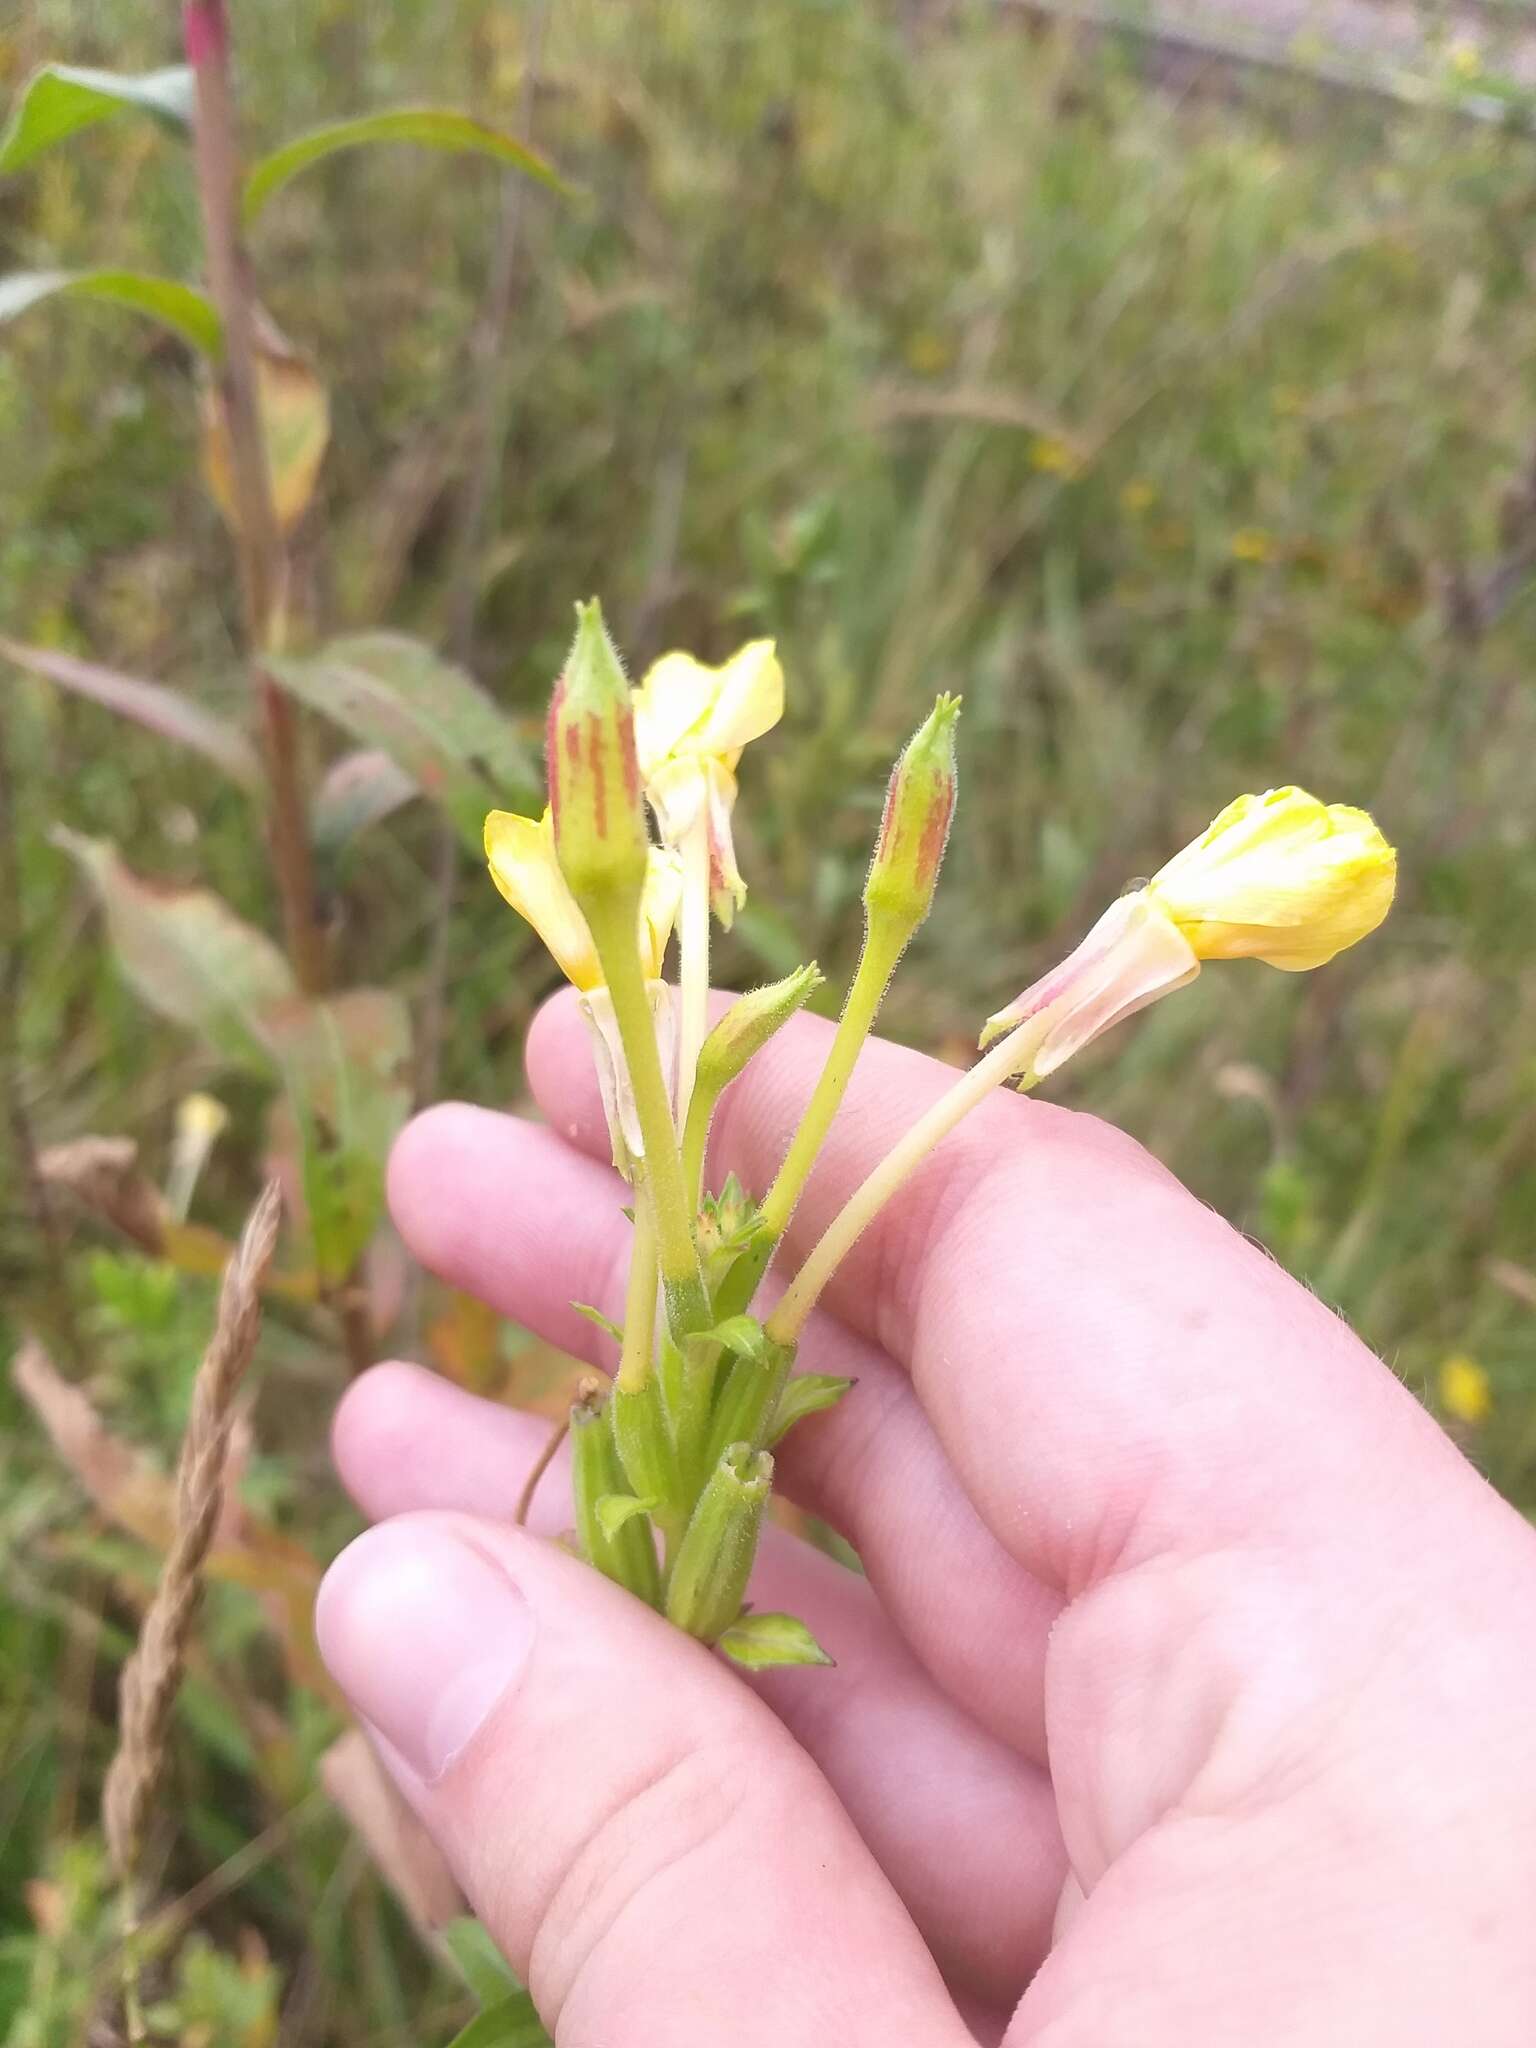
[759,919,906,1242]
[617,1204,659,1394]
[676,811,712,1133]
[764,1026,1040,1346]
[586,895,709,1333]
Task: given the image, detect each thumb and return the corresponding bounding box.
[316,1513,970,2047]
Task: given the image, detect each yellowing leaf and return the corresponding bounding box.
[201,328,330,535]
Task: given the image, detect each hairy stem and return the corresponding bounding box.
[676,812,713,1134]
[586,897,708,1334]
[617,1205,660,1394]
[765,1027,1038,1344]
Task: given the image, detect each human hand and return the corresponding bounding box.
[318,989,1536,2046]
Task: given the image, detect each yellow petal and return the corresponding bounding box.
[638,848,683,979]
[1147,787,1396,971]
[484,808,602,991]
[633,640,783,782]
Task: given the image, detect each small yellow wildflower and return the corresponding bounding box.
[1231,528,1276,564]
[1147,787,1396,971]
[1446,39,1482,81]
[1029,436,1081,478]
[632,640,783,927]
[904,330,953,376]
[1119,479,1157,515]
[484,807,681,1174]
[484,807,678,990]
[1438,1354,1492,1427]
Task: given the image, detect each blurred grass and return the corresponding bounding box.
[4,0,1536,2039]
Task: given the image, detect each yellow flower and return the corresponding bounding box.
[1230,527,1275,564]
[484,807,679,991]
[1119,478,1156,515]
[485,807,681,1175]
[1029,436,1081,477]
[632,639,783,927]
[1147,787,1396,971]
[1438,1354,1491,1427]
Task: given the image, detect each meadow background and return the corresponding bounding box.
[4,1,1536,2041]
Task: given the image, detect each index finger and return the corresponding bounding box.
[525,988,1510,1594]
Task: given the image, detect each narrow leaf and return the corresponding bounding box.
[443,1917,518,2008]
[570,1301,624,1347]
[53,829,296,1066]
[0,635,258,787]
[767,1374,855,1446]
[444,1992,552,2048]
[717,1610,835,1671]
[312,748,418,857]
[267,633,537,844]
[0,268,221,356]
[594,1493,657,1540]
[0,62,193,173]
[243,107,568,225]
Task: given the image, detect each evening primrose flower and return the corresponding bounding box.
[982,787,1395,1077]
[632,640,784,927]
[485,807,681,1172]
[1146,787,1396,971]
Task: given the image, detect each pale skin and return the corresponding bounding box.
[319,988,1536,2046]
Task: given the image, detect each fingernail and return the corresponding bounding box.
[317,1521,534,1782]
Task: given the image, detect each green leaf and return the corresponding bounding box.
[0,62,192,173]
[243,106,568,225]
[0,268,220,356]
[693,1314,771,1366]
[266,633,537,846]
[767,1374,855,1446]
[262,989,412,1288]
[717,1611,835,1671]
[0,635,259,788]
[442,1918,517,2009]
[594,1492,657,1540]
[312,748,418,860]
[443,1991,552,2048]
[570,1301,624,1347]
[53,829,297,1066]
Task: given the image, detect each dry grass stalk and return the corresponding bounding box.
[100,1179,282,2031]
[38,1135,168,1255]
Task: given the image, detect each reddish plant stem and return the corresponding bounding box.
[184,0,327,996]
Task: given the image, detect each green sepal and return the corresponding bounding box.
[570,1300,624,1347]
[664,1443,772,1643]
[571,1399,661,1608]
[717,1610,836,1671]
[704,1334,796,1472]
[767,1373,854,1445]
[594,1492,657,1540]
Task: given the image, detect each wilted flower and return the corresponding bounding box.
[632,640,783,927]
[1147,786,1396,971]
[484,807,681,1172]
[983,787,1396,1076]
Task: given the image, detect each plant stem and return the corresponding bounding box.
[586,897,708,1333]
[184,0,326,996]
[765,1026,1039,1345]
[617,1204,660,1394]
[759,919,905,1241]
[676,812,712,1132]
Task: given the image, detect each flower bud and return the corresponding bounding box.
[663,1441,771,1643]
[694,965,823,1102]
[571,1395,661,1608]
[547,599,651,907]
[864,694,960,939]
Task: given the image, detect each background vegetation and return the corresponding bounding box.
[4,1,1535,2041]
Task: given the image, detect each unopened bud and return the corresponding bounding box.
[695,965,823,1102]
[664,1441,771,1642]
[864,694,960,938]
[547,599,650,906]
